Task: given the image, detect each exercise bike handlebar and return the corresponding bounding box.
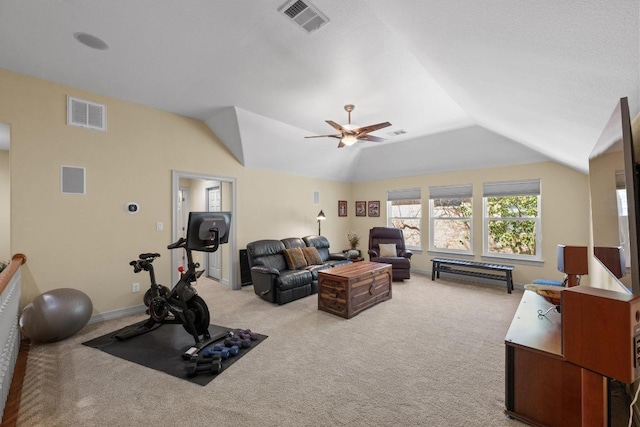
[167,237,186,250]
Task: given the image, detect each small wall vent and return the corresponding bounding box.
[278,0,329,34]
[61,165,86,195]
[67,96,106,131]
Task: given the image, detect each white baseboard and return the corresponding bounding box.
[88,304,146,324]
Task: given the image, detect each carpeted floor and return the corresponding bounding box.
[15,274,531,426]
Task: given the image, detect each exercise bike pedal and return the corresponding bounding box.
[114,322,161,341]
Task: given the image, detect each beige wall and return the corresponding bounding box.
[0,67,600,316]
[0,149,9,261]
[351,161,591,286]
[0,68,350,315]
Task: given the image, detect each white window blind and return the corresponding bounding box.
[483,180,540,197]
[429,184,472,199]
[388,188,421,201]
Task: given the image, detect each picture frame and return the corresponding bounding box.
[368,200,380,217]
[338,200,347,217]
[355,201,366,217]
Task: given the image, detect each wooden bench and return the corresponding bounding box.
[431,258,514,293]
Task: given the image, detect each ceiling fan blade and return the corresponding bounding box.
[357,134,386,143]
[337,141,345,148]
[353,121,392,135]
[305,134,341,139]
[325,120,345,132]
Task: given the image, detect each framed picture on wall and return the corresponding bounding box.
[368,200,380,217]
[355,201,366,217]
[338,200,347,217]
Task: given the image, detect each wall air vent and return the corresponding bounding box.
[278,0,329,34]
[61,165,86,195]
[67,96,106,131]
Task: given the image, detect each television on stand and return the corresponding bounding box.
[588,97,640,295]
[561,97,640,385]
[185,211,231,253]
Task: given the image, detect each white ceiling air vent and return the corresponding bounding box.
[278,0,329,34]
[67,96,106,131]
[387,129,407,137]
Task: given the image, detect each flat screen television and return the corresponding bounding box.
[186,211,231,252]
[588,97,640,294]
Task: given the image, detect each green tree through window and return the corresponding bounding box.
[486,195,539,256]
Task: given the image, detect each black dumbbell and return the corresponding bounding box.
[186,356,222,377]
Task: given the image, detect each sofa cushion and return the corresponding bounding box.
[302,246,323,265]
[379,243,397,257]
[305,263,332,280]
[284,247,307,270]
[277,270,313,291]
[302,235,331,262]
[281,237,306,249]
[246,239,288,272]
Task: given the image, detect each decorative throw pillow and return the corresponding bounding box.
[302,246,323,265]
[378,243,397,257]
[284,247,308,270]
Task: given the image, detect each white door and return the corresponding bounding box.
[207,185,222,280]
[178,187,190,268]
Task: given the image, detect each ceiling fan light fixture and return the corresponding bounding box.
[341,135,358,146]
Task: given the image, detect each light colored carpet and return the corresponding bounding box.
[15,274,528,427]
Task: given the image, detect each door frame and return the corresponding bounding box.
[171,170,238,289]
[206,184,222,281]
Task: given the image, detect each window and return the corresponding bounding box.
[616,170,631,267]
[429,184,473,254]
[483,180,541,260]
[387,188,422,250]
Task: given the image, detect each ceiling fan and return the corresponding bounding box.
[305,104,392,148]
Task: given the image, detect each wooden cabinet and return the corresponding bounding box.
[318,261,391,319]
[563,286,640,384]
[505,291,607,427]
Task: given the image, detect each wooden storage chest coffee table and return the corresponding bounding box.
[318,261,392,319]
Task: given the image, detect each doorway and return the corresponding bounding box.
[171,171,238,290]
[207,185,222,280]
[177,186,191,269]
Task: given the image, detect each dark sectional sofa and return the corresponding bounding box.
[246,235,351,305]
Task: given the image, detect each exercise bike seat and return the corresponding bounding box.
[139,253,160,261]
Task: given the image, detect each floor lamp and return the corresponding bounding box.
[317,210,326,235]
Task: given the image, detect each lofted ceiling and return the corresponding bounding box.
[0,0,638,182]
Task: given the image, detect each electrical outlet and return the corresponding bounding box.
[132,283,140,293]
[156,222,163,231]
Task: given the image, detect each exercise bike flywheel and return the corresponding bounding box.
[149,297,169,322]
[184,295,210,336]
[143,285,170,307]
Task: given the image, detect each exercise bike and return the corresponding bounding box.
[115,225,231,359]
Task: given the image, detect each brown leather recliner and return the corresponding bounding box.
[368,227,413,280]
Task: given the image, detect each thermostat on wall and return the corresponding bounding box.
[125,202,140,214]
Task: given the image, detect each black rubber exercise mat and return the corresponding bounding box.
[83,321,267,386]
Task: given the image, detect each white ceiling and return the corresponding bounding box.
[0,0,638,181]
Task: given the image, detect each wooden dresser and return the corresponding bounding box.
[505,290,608,426]
[318,261,392,319]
